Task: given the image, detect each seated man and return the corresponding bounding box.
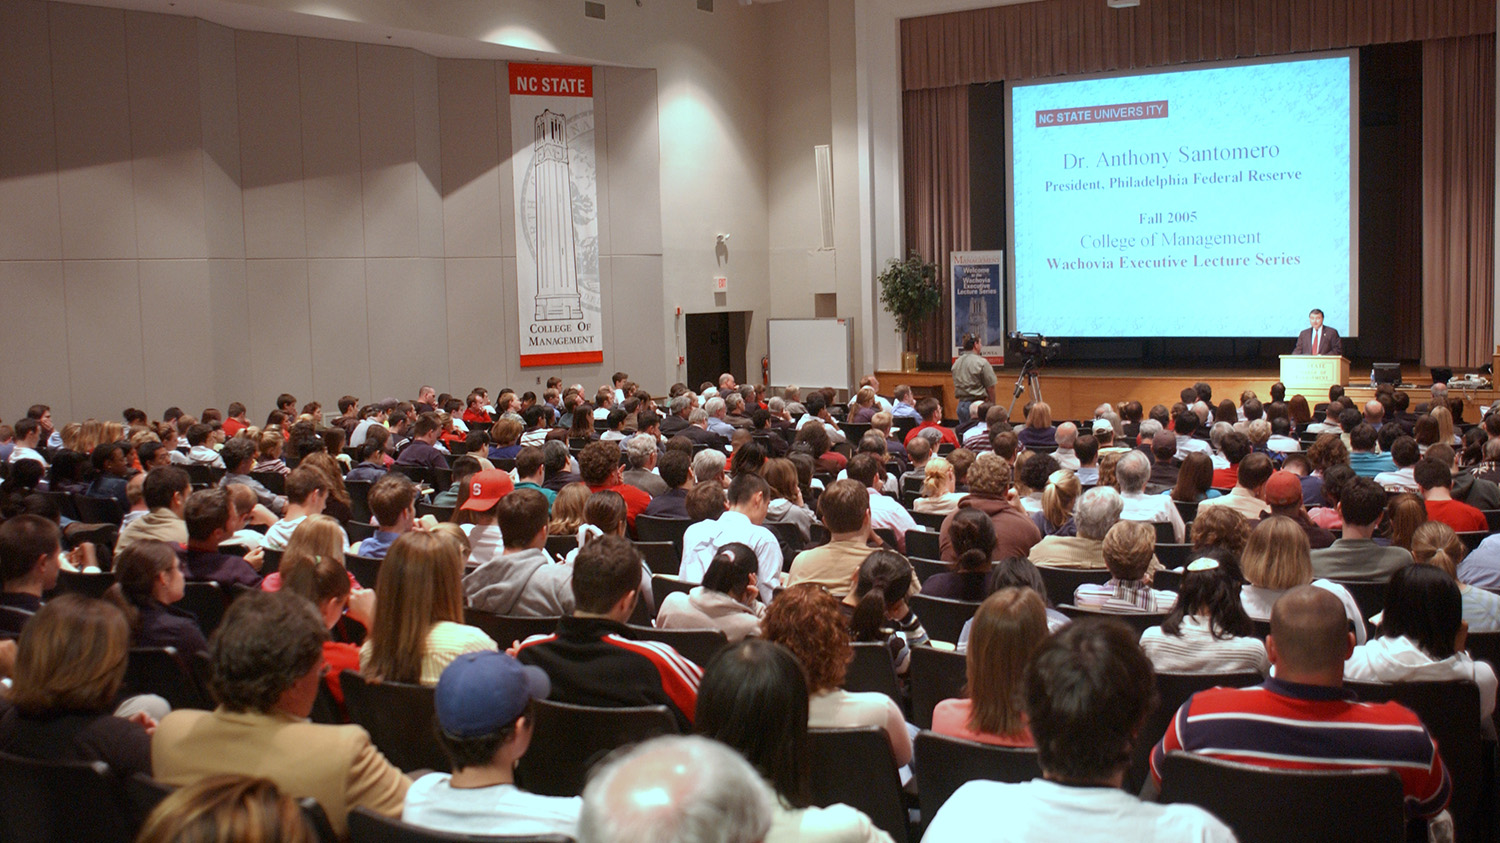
[902,397,959,448]
[219,438,286,515]
[261,467,333,551]
[1051,422,1080,471]
[621,434,669,498]
[1197,451,1273,522]
[846,453,915,554]
[1417,456,1488,533]
[678,473,782,602]
[1031,487,1124,569]
[1116,450,1188,542]
[924,620,1233,842]
[1152,585,1451,822]
[1311,476,1413,582]
[116,467,191,553]
[1262,471,1336,550]
[86,442,132,511]
[402,651,580,836]
[577,441,651,529]
[1073,521,1177,613]
[1373,436,1422,493]
[152,591,411,836]
[784,479,875,597]
[938,453,1041,562]
[641,450,692,520]
[356,473,420,559]
[515,535,701,732]
[0,515,63,635]
[465,488,578,617]
[1347,423,1396,477]
[1210,432,1252,490]
[183,423,224,467]
[179,488,263,589]
[431,455,483,509]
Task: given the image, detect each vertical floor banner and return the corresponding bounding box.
[509,63,602,367]
[950,250,1006,363]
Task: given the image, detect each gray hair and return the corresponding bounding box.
[725,393,744,412]
[1115,450,1151,494]
[1191,401,1210,424]
[1209,421,1233,451]
[624,434,658,469]
[693,449,726,483]
[768,397,785,414]
[1138,419,1163,440]
[1093,403,1113,418]
[671,394,694,415]
[1099,410,1122,436]
[1246,418,1271,446]
[1075,486,1124,540]
[689,409,709,425]
[785,402,806,416]
[578,735,774,843]
[1054,422,1078,448]
[1485,438,1500,461]
[706,397,727,416]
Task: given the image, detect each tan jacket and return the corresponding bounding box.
[151,707,410,837]
[116,507,188,553]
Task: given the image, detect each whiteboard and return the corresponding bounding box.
[767,319,853,392]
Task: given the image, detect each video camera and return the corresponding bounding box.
[1007,332,1060,367]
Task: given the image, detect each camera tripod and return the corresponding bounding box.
[1007,357,1044,419]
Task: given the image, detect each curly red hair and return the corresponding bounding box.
[762,584,851,693]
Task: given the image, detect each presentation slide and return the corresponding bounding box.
[1009,54,1355,338]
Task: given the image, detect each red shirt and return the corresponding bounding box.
[589,482,651,530]
[222,417,247,437]
[904,422,959,447]
[1425,498,1487,533]
[462,407,492,426]
[1211,465,1239,489]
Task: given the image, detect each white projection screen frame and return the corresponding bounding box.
[1004,50,1360,339]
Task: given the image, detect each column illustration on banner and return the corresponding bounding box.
[510,63,602,367]
[950,251,1006,364]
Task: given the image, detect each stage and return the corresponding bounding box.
[875,361,1498,424]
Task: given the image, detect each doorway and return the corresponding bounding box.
[685,311,749,390]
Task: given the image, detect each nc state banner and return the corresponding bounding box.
[509,64,602,367]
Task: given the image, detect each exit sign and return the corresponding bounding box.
[713,275,728,292]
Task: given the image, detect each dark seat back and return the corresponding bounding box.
[74,495,125,526]
[53,570,116,599]
[177,580,228,636]
[346,807,577,842]
[415,502,453,523]
[347,481,373,523]
[346,554,383,590]
[913,731,1040,828]
[635,516,691,555]
[1035,566,1109,604]
[909,645,966,730]
[907,594,980,645]
[515,699,678,797]
[911,510,947,531]
[1154,542,1195,570]
[807,727,909,843]
[260,547,284,576]
[0,751,138,843]
[339,671,449,773]
[544,534,579,558]
[633,541,678,575]
[905,528,940,560]
[1331,579,1386,622]
[1158,751,1404,843]
[345,519,378,543]
[843,642,902,705]
[909,556,949,584]
[124,647,212,711]
[461,609,559,648]
[650,573,694,607]
[1055,604,1168,636]
[626,624,728,669]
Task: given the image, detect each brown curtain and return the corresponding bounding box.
[902,85,970,365]
[902,0,1496,91]
[1422,35,1496,367]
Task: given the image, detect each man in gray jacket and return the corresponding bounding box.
[1310,476,1413,582]
[463,489,576,617]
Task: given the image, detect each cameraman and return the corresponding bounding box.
[951,334,997,424]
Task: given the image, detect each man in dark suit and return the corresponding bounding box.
[1292,308,1342,355]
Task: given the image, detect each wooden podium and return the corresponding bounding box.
[1280,355,1350,396]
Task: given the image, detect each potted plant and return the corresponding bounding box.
[877,250,942,371]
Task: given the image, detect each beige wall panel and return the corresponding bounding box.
[62,259,146,418]
[443,257,508,392]
[437,60,502,259]
[0,1,63,261]
[198,21,244,260]
[307,257,372,403]
[0,262,72,420]
[495,64,517,260]
[590,70,611,260]
[365,257,448,397]
[244,258,314,409]
[207,259,253,410]
[606,255,672,392]
[357,44,419,258]
[602,68,664,257]
[127,11,207,260]
[139,259,215,414]
[413,52,444,259]
[49,4,137,260]
[236,31,306,259]
[298,38,366,259]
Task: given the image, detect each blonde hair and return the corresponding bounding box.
[1240,515,1312,590]
[1431,405,1455,446]
[9,595,130,715]
[548,482,591,535]
[257,430,283,459]
[1101,520,1154,581]
[429,522,472,558]
[135,775,313,843]
[854,386,876,408]
[1411,520,1465,578]
[1026,402,1053,429]
[920,457,954,499]
[1041,469,1081,529]
[280,514,348,581]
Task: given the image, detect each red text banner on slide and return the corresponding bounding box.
[1035,100,1169,127]
[509,64,594,98]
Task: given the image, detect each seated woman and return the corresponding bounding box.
[695,639,894,843]
[0,595,155,778]
[922,508,993,602]
[1238,515,1367,644]
[1030,469,1079,537]
[254,430,290,475]
[488,418,524,462]
[848,387,879,426]
[845,551,928,675]
[360,531,497,687]
[546,483,590,539]
[1385,492,1428,552]
[1345,564,1497,737]
[762,458,815,544]
[1016,402,1057,451]
[1072,521,1177,614]
[1306,464,1355,530]
[762,584,911,767]
[1168,453,1222,504]
[1414,521,1500,632]
[279,527,374,706]
[957,556,1070,651]
[913,457,965,516]
[1139,551,1268,674]
[795,422,845,475]
[656,542,763,642]
[933,588,1047,747]
[104,540,207,655]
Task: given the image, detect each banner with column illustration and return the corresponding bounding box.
[509,63,602,367]
[950,250,1006,363]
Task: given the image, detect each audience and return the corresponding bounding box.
[1029,487,1128,570]
[180,488,262,589]
[922,507,993,601]
[937,453,1041,562]
[276,534,369,705]
[356,473,420,559]
[846,550,928,675]
[116,466,191,553]
[134,775,315,843]
[1239,515,1368,644]
[1196,451,1273,522]
[1072,521,1177,613]
[914,455,964,515]
[465,487,578,617]
[1139,552,1268,674]
[1417,456,1488,533]
[0,515,64,635]
[1416,521,1500,630]
[932,587,1047,746]
[642,450,694,519]
[679,473,782,602]
[1310,475,1413,581]
[1115,450,1186,542]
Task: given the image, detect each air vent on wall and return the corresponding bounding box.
[585,1,606,20]
[698,0,714,10]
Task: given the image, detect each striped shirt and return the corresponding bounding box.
[1073,579,1177,613]
[1139,615,1269,675]
[1151,676,1450,819]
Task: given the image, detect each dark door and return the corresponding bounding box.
[685,312,732,390]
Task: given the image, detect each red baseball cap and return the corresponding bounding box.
[459,469,514,512]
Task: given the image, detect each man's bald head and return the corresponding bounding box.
[1055,421,1078,449]
[1152,431,1177,462]
[1364,400,1384,422]
[1269,586,1353,679]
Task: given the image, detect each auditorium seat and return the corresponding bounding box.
[515,700,678,797]
[807,728,910,843]
[345,519,378,543]
[905,529,940,560]
[909,645,966,730]
[346,807,575,842]
[346,554,383,591]
[339,671,449,773]
[1125,669,1263,794]
[53,570,115,599]
[1035,566,1109,602]
[909,557,949,584]
[914,732,1040,832]
[910,510,946,531]
[259,547,283,576]
[1055,605,1167,636]
[633,540,677,575]
[1154,542,1195,570]
[124,646,213,711]
[635,515,690,554]
[462,609,559,648]
[178,581,228,636]
[415,502,453,523]
[908,594,980,645]
[844,642,902,706]
[649,573,694,607]
[625,625,728,668]
[0,751,141,843]
[73,495,124,526]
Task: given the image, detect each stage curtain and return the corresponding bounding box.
[902,85,970,366]
[902,0,1496,91]
[1421,35,1496,368]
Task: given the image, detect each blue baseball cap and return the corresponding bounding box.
[434,651,551,738]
